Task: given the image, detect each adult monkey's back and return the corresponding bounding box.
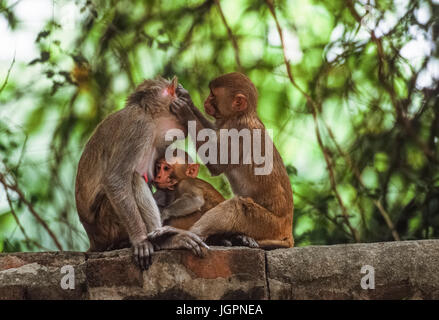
[75,77,207,269]
[150,73,294,249]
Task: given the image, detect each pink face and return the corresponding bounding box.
[153,159,178,190]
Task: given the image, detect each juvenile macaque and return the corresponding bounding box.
[152,152,257,247]
[148,73,294,249]
[153,152,225,230]
[75,77,207,270]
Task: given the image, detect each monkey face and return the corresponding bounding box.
[153,159,178,190]
[204,87,238,119]
[204,88,223,119]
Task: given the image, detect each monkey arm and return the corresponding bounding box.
[188,114,227,176]
[176,85,216,130]
[133,173,161,233]
[153,189,169,210]
[171,96,225,176]
[189,105,216,130]
[162,192,205,221]
[103,120,159,245]
[103,173,148,244]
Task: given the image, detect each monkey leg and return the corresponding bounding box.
[189,196,294,249]
[84,173,162,257]
[85,194,130,252]
[256,239,292,249]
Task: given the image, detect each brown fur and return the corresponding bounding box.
[157,72,294,249]
[75,77,204,259]
[162,178,225,230]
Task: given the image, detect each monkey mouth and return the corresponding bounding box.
[205,103,217,117]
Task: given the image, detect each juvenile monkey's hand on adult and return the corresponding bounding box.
[133,238,154,270]
[176,84,194,106]
[176,85,199,114]
[170,97,195,123]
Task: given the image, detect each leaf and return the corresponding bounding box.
[40,51,50,62]
[286,164,298,176]
[36,30,50,42]
[28,51,50,65]
[45,70,54,78]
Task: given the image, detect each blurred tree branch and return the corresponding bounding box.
[0,54,15,94]
[214,0,242,71]
[266,0,361,242]
[0,169,63,251]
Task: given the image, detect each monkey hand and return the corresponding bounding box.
[176,84,199,114]
[148,225,180,239]
[170,97,195,123]
[176,84,194,106]
[147,226,209,258]
[132,238,155,270]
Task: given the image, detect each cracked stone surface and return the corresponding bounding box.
[266,240,439,299]
[0,240,438,299]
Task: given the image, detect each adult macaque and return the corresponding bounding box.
[75,77,207,270]
[153,152,258,247]
[148,73,294,249]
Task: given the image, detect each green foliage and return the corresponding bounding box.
[0,0,438,251]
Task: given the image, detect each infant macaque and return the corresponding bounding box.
[153,150,259,247]
[153,152,225,230]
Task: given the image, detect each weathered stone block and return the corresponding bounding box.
[1,240,439,300]
[85,249,143,287]
[266,240,439,299]
[0,252,87,300]
[87,247,267,300]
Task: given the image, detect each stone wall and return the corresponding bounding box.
[1,240,438,300]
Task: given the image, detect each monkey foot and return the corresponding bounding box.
[231,234,259,248]
[218,239,233,247]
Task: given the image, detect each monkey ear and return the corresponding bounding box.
[185,163,200,178]
[232,94,248,112]
[167,76,178,96]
